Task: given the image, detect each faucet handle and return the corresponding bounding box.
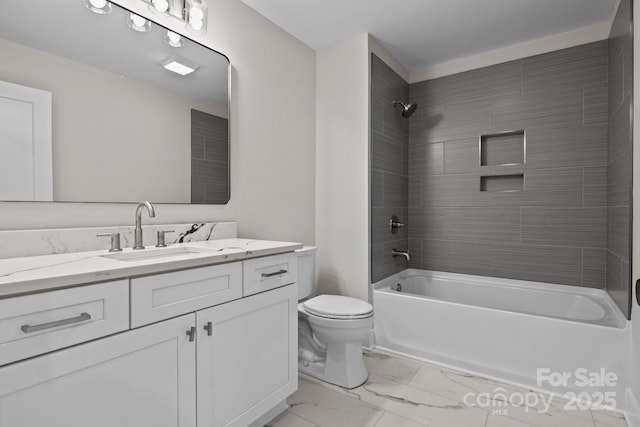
[390,215,406,234]
[156,230,175,248]
[97,233,122,252]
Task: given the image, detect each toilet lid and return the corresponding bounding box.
[303,295,373,319]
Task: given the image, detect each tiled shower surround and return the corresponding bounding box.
[407,41,609,287]
[371,55,410,282]
[606,0,633,318]
[371,19,632,317]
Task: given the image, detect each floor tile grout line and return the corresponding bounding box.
[406,363,422,385]
[279,409,319,427]
[289,409,321,427]
[370,410,386,427]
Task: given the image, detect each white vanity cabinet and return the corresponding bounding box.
[0,253,298,427]
[0,314,197,427]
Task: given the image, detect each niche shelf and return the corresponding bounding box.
[480,174,524,192]
[480,130,525,166]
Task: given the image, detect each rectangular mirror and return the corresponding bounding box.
[0,0,230,204]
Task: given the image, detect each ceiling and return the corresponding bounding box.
[240,0,619,72]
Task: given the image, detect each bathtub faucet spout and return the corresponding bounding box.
[392,249,411,262]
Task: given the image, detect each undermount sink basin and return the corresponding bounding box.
[101,246,213,262]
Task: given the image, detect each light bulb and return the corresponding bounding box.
[151,0,169,13]
[164,31,185,48]
[168,31,180,44]
[189,7,204,21]
[127,13,151,32]
[83,0,112,14]
[186,0,206,33]
[89,0,108,8]
[189,18,203,31]
[132,15,146,26]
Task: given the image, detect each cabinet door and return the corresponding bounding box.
[196,284,297,427]
[0,314,197,427]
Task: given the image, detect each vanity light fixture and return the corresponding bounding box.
[161,55,200,76]
[83,0,112,14]
[142,0,208,35]
[127,12,152,32]
[164,30,185,47]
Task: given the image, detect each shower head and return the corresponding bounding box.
[392,100,418,118]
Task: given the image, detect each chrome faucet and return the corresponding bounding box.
[133,201,156,250]
[392,249,411,261]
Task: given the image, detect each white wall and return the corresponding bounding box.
[314,34,409,302]
[0,0,316,245]
[315,34,369,300]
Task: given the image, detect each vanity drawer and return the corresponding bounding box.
[243,253,298,296]
[0,280,129,366]
[130,262,243,327]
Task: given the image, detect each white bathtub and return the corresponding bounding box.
[373,269,630,400]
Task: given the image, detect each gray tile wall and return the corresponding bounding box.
[371,54,409,282]
[406,41,610,288]
[607,0,633,318]
[191,109,229,204]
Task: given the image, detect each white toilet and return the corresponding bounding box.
[295,246,374,389]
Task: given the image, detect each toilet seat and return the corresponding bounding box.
[303,295,373,320]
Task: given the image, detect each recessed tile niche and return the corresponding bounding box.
[480,174,525,192]
[479,130,525,192]
[480,130,525,166]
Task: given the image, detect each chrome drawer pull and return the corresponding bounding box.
[21,312,92,334]
[262,269,287,278]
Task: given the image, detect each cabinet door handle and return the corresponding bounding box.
[21,312,92,334]
[186,326,196,342]
[262,269,287,278]
[204,321,213,336]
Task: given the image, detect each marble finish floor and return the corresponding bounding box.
[267,351,627,427]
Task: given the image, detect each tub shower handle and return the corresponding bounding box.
[390,215,405,234]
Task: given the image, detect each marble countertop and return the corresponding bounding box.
[0,238,303,299]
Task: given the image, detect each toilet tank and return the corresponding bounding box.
[295,246,317,300]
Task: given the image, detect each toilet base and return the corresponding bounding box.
[298,303,373,390]
[298,340,369,389]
